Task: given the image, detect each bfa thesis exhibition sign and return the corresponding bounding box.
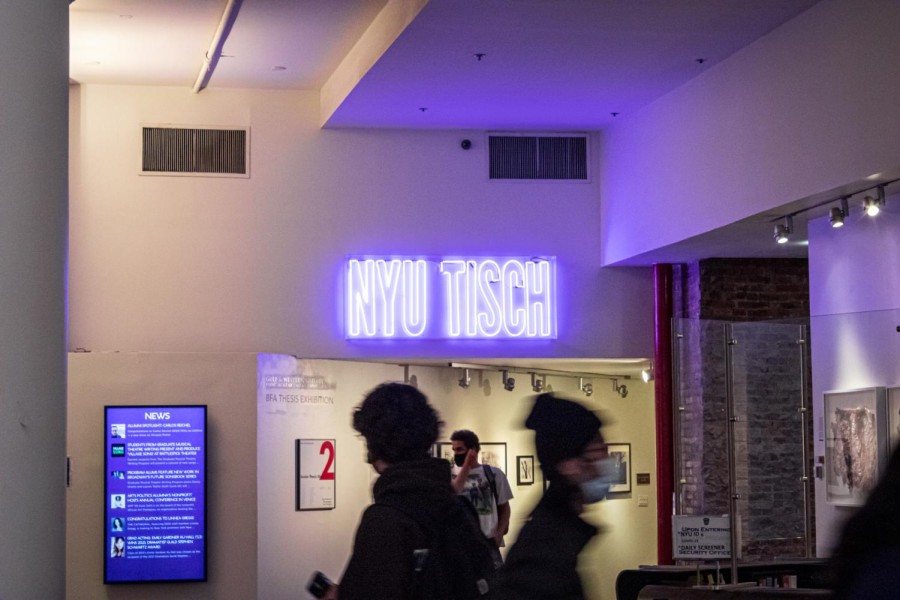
[345,256,557,340]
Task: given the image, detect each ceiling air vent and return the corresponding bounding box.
[141,125,249,177]
[489,134,588,180]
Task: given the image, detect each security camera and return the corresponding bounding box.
[460,139,472,150]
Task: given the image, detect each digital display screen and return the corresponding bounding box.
[104,405,208,583]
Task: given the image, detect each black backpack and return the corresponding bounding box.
[395,495,495,599]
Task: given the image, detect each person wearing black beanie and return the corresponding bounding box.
[492,393,615,600]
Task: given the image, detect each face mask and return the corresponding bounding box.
[454,453,466,467]
[579,457,618,504]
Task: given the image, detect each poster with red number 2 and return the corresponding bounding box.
[296,439,336,510]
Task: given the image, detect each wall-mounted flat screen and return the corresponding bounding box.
[104,405,208,583]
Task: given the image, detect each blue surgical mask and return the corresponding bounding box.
[579,457,618,504]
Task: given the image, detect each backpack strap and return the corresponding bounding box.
[481,463,499,510]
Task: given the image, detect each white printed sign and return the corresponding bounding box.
[296,439,336,510]
[673,515,731,559]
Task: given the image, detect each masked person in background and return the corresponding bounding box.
[492,393,615,600]
[324,383,493,600]
[451,429,513,568]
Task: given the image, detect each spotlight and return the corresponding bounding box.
[863,195,880,217]
[530,372,543,393]
[773,215,793,244]
[502,370,516,392]
[641,366,655,383]
[611,379,628,398]
[864,185,885,217]
[458,368,471,389]
[774,225,789,244]
[830,206,845,228]
[579,378,593,397]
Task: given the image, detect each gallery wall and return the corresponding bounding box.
[68,84,653,361]
[257,356,658,600]
[807,205,900,555]
[64,353,656,600]
[601,0,900,266]
[66,352,259,600]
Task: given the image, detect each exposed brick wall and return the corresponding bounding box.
[695,258,810,321]
[674,258,814,562]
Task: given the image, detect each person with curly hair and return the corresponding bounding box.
[450,429,514,567]
[324,382,493,600]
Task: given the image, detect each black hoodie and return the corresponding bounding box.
[339,457,463,600]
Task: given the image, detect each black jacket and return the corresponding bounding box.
[492,482,599,600]
[339,457,463,600]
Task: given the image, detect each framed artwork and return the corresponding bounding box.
[434,443,454,464]
[479,443,507,474]
[824,388,887,506]
[435,441,507,474]
[607,443,632,494]
[888,386,900,452]
[516,455,535,485]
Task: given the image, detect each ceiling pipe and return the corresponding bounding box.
[192,0,243,93]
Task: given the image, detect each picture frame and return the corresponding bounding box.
[888,386,900,452]
[434,442,454,464]
[435,441,508,475]
[607,443,631,494]
[824,388,887,506]
[516,455,535,485]
[479,442,507,475]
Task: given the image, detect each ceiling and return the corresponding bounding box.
[70,0,821,130]
[69,0,829,372]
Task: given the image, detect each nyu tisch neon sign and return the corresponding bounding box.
[345,256,557,339]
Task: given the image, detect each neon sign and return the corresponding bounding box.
[345,257,556,339]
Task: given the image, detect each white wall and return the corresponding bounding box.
[68,84,653,360]
[66,353,259,600]
[0,3,69,600]
[808,207,900,555]
[601,0,900,265]
[257,357,657,600]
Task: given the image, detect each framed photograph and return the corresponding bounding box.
[516,455,535,485]
[824,388,887,506]
[607,443,632,494]
[434,442,454,464]
[479,443,507,475]
[296,439,336,511]
[888,386,900,452]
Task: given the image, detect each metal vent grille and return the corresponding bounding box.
[489,135,587,180]
[141,126,249,177]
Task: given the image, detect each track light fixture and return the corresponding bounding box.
[830,196,850,228]
[863,185,886,217]
[641,365,655,383]
[402,364,419,387]
[829,207,844,227]
[863,195,879,217]
[773,215,793,244]
[579,378,593,397]
[458,368,471,389]
[771,180,896,244]
[446,362,634,397]
[530,372,544,393]
[502,370,516,392]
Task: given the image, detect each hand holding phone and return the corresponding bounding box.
[307,571,335,599]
